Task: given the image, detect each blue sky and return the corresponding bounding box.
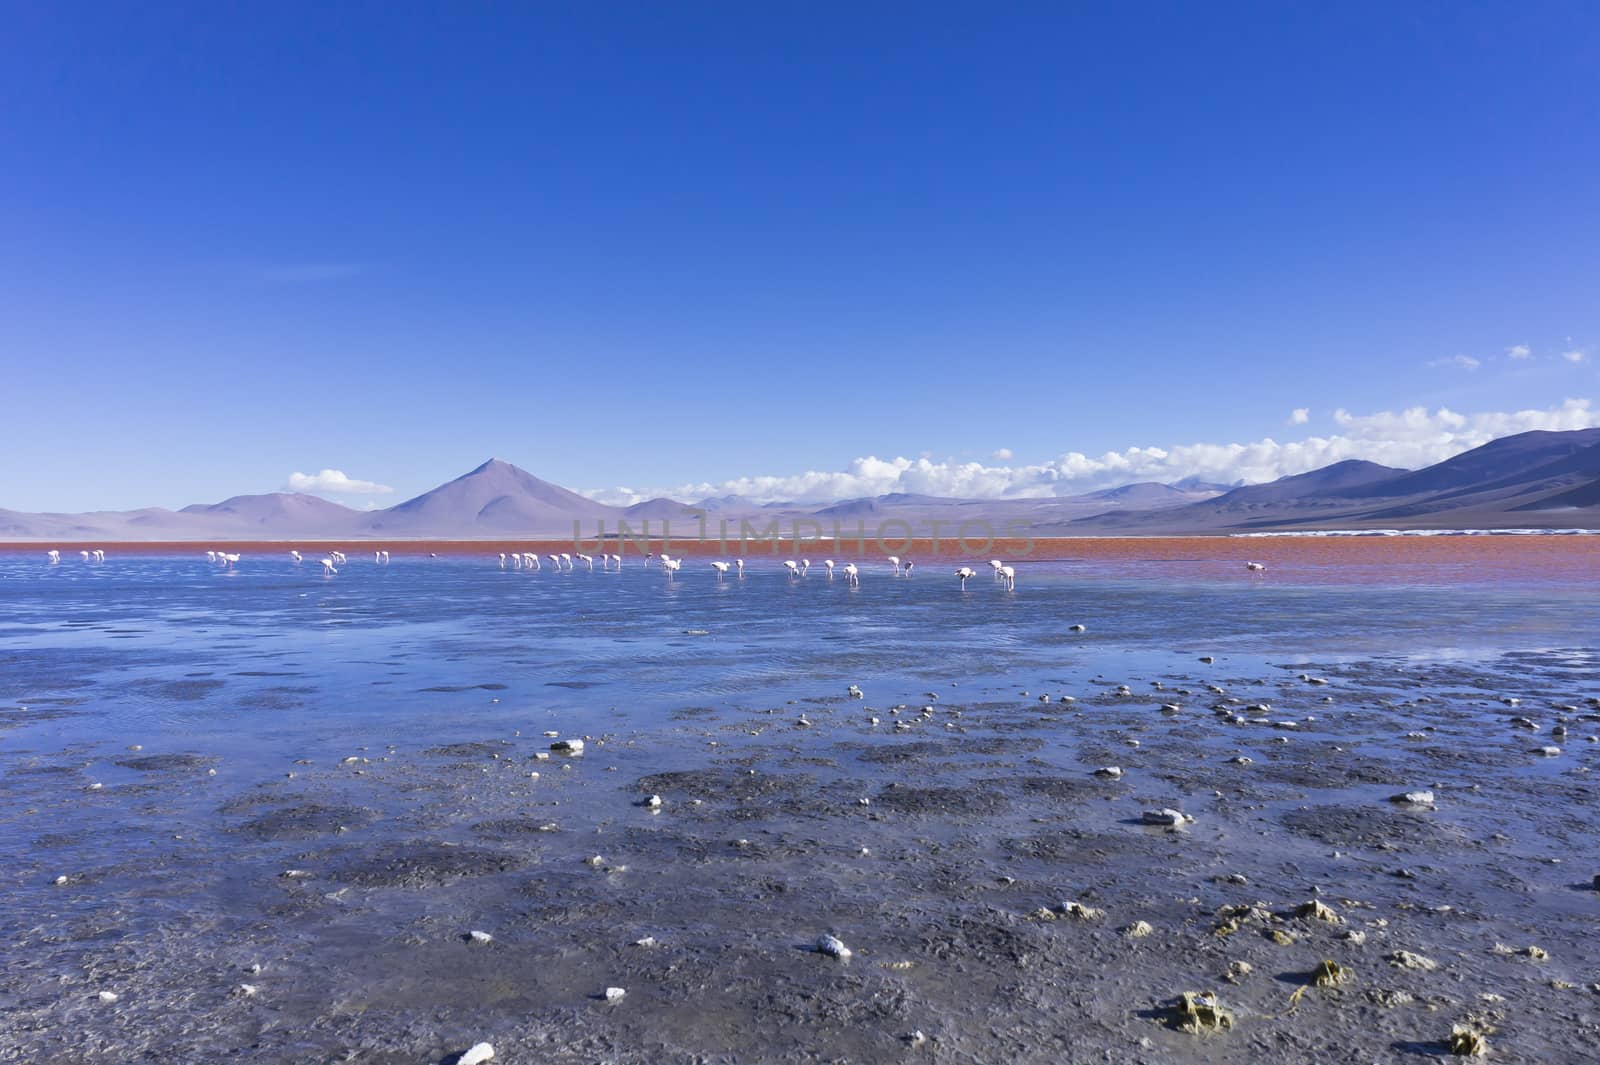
[4,2,1598,510]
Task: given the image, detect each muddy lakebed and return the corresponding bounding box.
[2,548,1599,1062]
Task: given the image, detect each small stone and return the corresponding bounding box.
[550,739,584,756]
[1295,900,1343,924]
[1388,950,1438,971]
[1143,808,1193,827]
[584,854,605,867]
[640,794,663,809]
[634,936,657,948]
[97,990,119,1004]
[237,983,259,996]
[1122,920,1155,938]
[456,1044,495,1065]
[603,986,626,1002]
[816,934,853,959]
[1449,1024,1489,1057]
[1093,766,1124,779]
[1390,790,1435,806]
[907,1029,928,1047]
[467,930,493,944]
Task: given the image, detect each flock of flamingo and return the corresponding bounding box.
[41,549,1267,587]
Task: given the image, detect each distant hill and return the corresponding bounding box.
[4,431,1599,541]
[364,458,617,535]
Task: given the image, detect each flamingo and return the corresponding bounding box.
[79,550,90,561]
[374,551,382,564]
[560,552,573,571]
[380,550,390,564]
[903,560,914,577]
[888,555,901,575]
[711,560,731,580]
[524,553,539,571]
[93,549,105,562]
[782,560,799,577]
[577,553,594,571]
[498,553,507,568]
[989,559,1004,579]
[220,552,240,568]
[824,559,835,579]
[842,562,860,587]
[547,554,561,569]
[46,549,60,564]
[291,550,303,564]
[735,558,744,578]
[330,551,347,565]
[956,566,976,588]
[321,557,338,575]
[512,553,522,569]
[800,559,810,576]
[999,565,1016,591]
[1245,561,1266,572]
[206,550,217,563]
[663,557,682,578]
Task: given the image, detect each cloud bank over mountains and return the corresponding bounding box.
[590,399,1600,506]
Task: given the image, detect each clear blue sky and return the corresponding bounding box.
[4,2,1598,510]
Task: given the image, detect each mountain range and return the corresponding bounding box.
[4,429,1599,542]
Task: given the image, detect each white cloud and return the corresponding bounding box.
[1507,344,1532,360]
[1428,354,1480,371]
[593,399,1600,505]
[991,447,1014,460]
[1288,408,1310,425]
[287,469,394,496]
[1563,350,1587,364]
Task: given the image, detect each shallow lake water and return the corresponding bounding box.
[2,547,1599,1063]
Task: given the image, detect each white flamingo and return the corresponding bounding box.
[956,566,976,588]
[735,558,744,578]
[330,551,347,565]
[547,554,561,569]
[291,550,303,564]
[663,557,682,578]
[999,565,1016,591]
[577,553,594,571]
[888,555,901,575]
[512,553,523,569]
[783,560,799,577]
[374,550,382,564]
[711,560,731,581]
[47,549,60,564]
[321,557,338,575]
[79,550,90,561]
[380,550,390,564]
[560,552,573,571]
[220,552,240,568]
[842,562,860,587]
[498,553,507,568]
[903,560,914,577]
[93,549,105,562]
[1245,561,1266,572]
[800,559,810,576]
[824,559,835,579]
[989,559,1004,580]
[206,550,217,563]
[524,553,539,571]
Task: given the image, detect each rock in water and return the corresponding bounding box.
[467,930,493,944]
[1144,808,1193,827]
[1389,790,1435,807]
[816,934,853,959]
[457,1044,495,1065]
[550,738,584,755]
[604,986,627,1002]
